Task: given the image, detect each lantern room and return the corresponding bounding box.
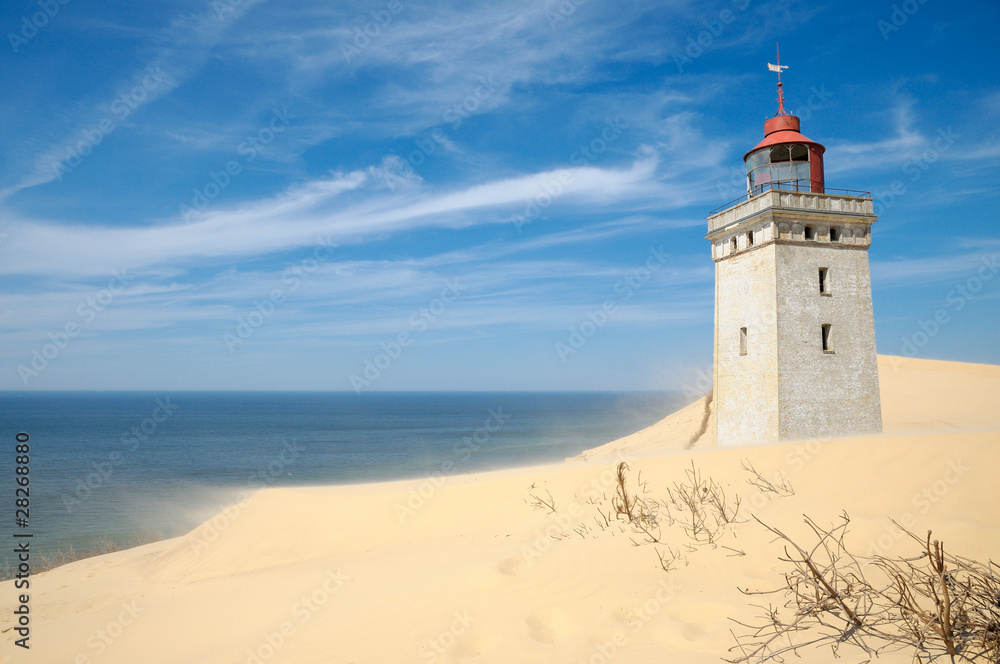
[744,114,825,195]
[742,46,826,196]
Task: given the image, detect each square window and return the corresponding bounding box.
[821,324,833,352]
[819,268,830,294]
[739,327,748,356]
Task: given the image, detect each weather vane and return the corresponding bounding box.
[767,43,789,116]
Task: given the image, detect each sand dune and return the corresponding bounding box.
[878,355,1000,433]
[574,354,1000,461]
[3,355,998,663]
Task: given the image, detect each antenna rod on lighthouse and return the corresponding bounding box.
[767,43,789,117]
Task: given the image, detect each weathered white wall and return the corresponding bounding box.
[713,243,780,444]
[775,242,883,438]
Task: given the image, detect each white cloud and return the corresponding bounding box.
[0,152,676,278]
[871,251,997,287]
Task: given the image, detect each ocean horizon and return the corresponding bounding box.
[1,390,687,557]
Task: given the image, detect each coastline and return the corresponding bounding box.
[3,354,999,662]
[3,390,682,560]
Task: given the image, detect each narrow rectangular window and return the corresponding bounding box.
[821,324,832,352]
[819,267,829,294]
[739,327,748,356]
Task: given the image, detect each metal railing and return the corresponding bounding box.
[709,180,872,216]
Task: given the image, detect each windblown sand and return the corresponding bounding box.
[3,355,998,663]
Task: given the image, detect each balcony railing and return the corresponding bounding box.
[709,180,872,216]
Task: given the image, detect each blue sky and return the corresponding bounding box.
[1,0,998,391]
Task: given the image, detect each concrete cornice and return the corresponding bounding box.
[710,237,871,263]
[707,190,876,237]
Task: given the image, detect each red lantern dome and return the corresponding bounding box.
[742,47,826,195]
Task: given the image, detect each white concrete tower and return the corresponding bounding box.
[707,54,882,445]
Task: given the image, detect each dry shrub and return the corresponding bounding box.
[665,461,741,545]
[728,513,1000,663]
[598,461,744,565]
[611,462,669,545]
[612,461,637,522]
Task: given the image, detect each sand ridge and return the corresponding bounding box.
[574,354,1000,461]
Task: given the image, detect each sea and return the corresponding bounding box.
[0,391,685,558]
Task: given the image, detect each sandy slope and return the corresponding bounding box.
[2,355,998,663]
[574,354,1000,461]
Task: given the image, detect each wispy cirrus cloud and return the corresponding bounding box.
[2,0,997,389]
[825,98,927,174]
[872,251,998,287]
[1,0,269,200]
[0,150,682,278]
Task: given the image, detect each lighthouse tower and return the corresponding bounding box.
[707,52,882,445]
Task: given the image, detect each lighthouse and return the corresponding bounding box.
[707,51,883,445]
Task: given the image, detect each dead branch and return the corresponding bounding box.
[526,488,557,514]
[740,458,795,497]
[612,462,637,522]
[657,545,687,573]
[727,514,1000,663]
